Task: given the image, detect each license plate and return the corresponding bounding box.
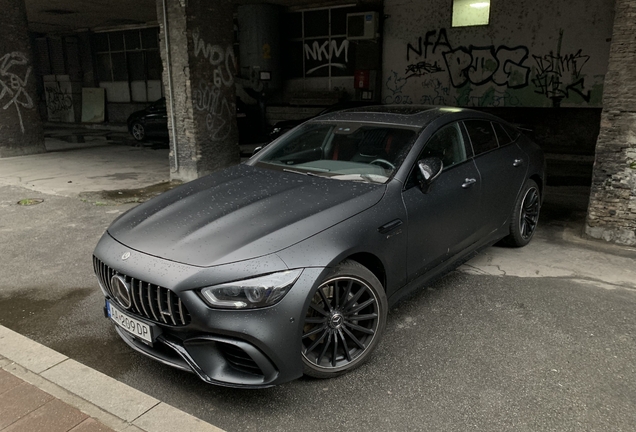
[106,300,155,344]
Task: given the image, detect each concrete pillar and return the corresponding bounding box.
[586,0,636,246]
[0,0,45,157]
[157,0,240,182]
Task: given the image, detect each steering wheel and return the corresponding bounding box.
[369,159,395,170]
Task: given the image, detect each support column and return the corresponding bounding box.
[157,0,240,182]
[0,0,45,157]
[586,0,636,246]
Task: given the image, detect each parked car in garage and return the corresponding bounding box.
[94,105,545,388]
[127,97,259,143]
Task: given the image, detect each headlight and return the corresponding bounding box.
[200,270,302,309]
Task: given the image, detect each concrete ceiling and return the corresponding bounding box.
[25,0,159,34]
[24,0,351,34]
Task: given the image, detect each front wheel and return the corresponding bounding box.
[504,179,541,247]
[301,260,387,379]
[131,122,146,141]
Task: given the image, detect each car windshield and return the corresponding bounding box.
[255,122,418,184]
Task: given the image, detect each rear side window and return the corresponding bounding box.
[492,122,513,146]
[503,124,521,141]
[464,120,498,156]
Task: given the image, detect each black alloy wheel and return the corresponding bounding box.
[301,260,387,378]
[505,179,541,247]
[131,122,146,141]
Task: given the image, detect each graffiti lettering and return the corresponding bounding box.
[406,29,451,62]
[385,70,407,96]
[192,29,236,88]
[405,61,445,80]
[459,89,521,107]
[304,39,350,75]
[44,85,73,114]
[383,94,413,105]
[419,78,449,105]
[532,49,591,105]
[443,45,530,89]
[193,82,234,141]
[0,52,33,133]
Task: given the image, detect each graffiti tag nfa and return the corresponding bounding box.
[0,52,34,133]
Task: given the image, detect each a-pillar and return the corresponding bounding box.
[586,0,636,246]
[157,0,240,182]
[0,0,45,157]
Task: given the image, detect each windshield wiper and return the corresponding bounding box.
[283,168,322,177]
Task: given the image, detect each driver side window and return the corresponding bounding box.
[406,122,470,189]
[420,122,468,169]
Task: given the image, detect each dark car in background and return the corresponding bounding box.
[127,97,259,144]
[95,105,545,388]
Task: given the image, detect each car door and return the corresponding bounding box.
[402,122,483,281]
[463,120,528,236]
[144,100,168,137]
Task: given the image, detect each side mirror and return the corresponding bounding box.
[252,146,263,156]
[417,157,443,193]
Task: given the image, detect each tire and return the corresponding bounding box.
[301,260,387,379]
[504,179,541,247]
[131,122,146,141]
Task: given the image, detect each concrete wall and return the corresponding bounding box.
[382,0,615,108]
[157,0,239,181]
[0,0,44,157]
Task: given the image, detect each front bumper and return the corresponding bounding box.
[95,233,326,388]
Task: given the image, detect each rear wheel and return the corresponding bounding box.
[131,122,146,141]
[301,260,387,378]
[504,179,541,247]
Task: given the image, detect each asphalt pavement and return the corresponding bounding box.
[0,137,635,431]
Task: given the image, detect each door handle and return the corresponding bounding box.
[462,178,477,188]
[513,158,523,167]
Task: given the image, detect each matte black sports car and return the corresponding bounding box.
[94,106,545,388]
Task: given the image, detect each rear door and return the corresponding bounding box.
[463,120,527,236]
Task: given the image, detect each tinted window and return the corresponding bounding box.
[464,120,498,155]
[503,124,521,141]
[257,123,417,184]
[406,122,469,188]
[492,122,513,146]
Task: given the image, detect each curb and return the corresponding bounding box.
[0,325,224,432]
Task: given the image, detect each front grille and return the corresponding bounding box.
[93,256,191,326]
[217,343,264,376]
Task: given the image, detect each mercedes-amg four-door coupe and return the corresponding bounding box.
[94,105,545,388]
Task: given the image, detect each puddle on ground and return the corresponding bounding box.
[78,181,182,205]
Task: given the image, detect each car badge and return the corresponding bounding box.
[121,252,131,260]
[110,275,132,309]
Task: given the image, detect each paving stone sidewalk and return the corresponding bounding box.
[0,326,224,432]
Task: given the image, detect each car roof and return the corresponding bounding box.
[314,105,501,128]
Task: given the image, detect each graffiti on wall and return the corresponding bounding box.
[44,80,75,122]
[0,52,34,133]
[304,38,350,76]
[388,28,595,108]
[192,29,236,141]
[443,45,530,89]
[531,31,591,106]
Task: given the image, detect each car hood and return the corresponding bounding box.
[107,164,385,267]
